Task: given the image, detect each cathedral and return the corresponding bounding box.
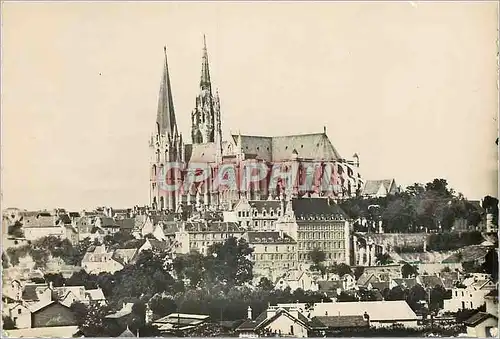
[149,36,362,212]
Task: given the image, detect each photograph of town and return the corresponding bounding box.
[1,1,498,338]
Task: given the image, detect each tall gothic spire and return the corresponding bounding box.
[200,34,211,91]
[156,46,178,138]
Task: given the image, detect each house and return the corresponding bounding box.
[84,288,107,306]
[275,269,318,292]
[389,278,418,290]
[275,198,350,265]
[52,286,86,307]
[356,273,380,288]
[81,244,125,274]
[236,306,313,338]
[317,280,343,299]
[22,213,65,241]
[464,313,498,337]
[245,231,297,281]
[310,314,370,334]
[21,283,52,305]
[30,300,77,328]
[5,302,32,329]
[95,217,120,235]
[153,313,210,334]
[175,221,245,255]
[341,274,357,290]
[361,179,399,198]
[232,198,283,230]
[276,300,419,328]
[116,218,135,234]
[105,302,135,329]
[443,276,496,312]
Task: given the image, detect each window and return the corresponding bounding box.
[17,309,22,314]
[290,325,294,335]
[264,246,268,252]
[238,211,242,217]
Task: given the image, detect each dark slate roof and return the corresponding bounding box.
[291,198,347,220]
[313,315,369,328]
[58,214,72,225]
[247,231,296,244]
[485,289,498,299]
[232,132,342,162]
[464,312,498,327]
[370,281,390,291]
[318,281,343,291]
[100,217,117,227]
[236,312,268,331]
[116,218,135,230]
[22,285,40,301]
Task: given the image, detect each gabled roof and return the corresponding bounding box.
[232,131,342,162]
[116,218,135,230]
[391,278,418,289]
[58,214,72,225]
[464,312,498,327]
[361,179,395,196]
[312,315,369,328]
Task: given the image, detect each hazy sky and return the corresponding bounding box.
[1,1,498,211]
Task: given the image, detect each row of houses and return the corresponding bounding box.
[2,280,106,329]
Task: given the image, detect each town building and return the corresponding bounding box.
[275,197,350,265]
[245,231,297,281]
[443,274,497,312]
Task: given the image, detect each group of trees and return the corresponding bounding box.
[341,179,496,233]
[4,236,94,269]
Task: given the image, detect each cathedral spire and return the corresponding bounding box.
[156,46,178,138]
[200,34,211,91]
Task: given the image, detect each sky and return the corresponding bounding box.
[1,1,498,211]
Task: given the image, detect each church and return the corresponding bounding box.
[149,36,362,212]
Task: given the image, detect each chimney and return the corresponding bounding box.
[363,312,370,326]
[247,306,253,320]
[323,126,327,134]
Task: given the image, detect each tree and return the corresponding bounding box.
[205,237,254,286]
[172,251,205,288]
[375,253,393,266]
[66,270,99,290]
[7,221,24,238]
[401,262,418,278]
[71,301,114,337]
[353,266,365,280]
[309,248,326,266]
[336,291,358,302]
[429,285,447,312]
[385,286,407,301]
[406,285,427,312]
[104,231,135,248]
[481,248,498,282]
[2,315,16,330]
[148,294,177,320]
[328,263,352,277]
[44,273,66,287]
[257,277,275,291]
